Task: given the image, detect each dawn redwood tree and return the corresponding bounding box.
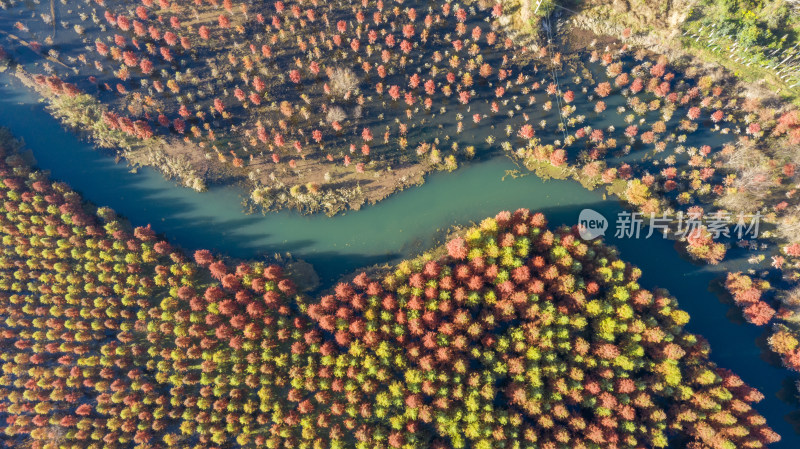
[630,78,643,94]
[424,79,435,95]
[214,98,225,114]
[550,149,567,166]
[775,110,800,144]
[139,58,153,74]
[518,124,535,139]
[595,101,606,113]
[164,31,178,46]
[594,82,611,98]
[95,41,109,56]
[117,15,131,31]
[160,47,173,62]
[218,14,231,28]
[122,51,137,67]
[362,128,373,142]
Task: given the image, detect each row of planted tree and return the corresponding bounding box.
[0,132,780,448]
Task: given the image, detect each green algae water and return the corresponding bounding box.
[2,75,799,447]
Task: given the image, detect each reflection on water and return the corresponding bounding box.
[1,75,798,447]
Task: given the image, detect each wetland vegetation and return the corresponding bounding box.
[3,0,800,448]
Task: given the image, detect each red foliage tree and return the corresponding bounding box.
[630,78,643,94]
[164,31,178,46]
[550,149,567,166]
[743,302,775,326]
[214,98,225,114]
[139,58,153,74]
[122,51,138,67]
[594,82,611,98]
[447,237,468,260]
[775,110,800,144]
[518,124,535,139]
[194,249,214,266]
[218,14,231,28]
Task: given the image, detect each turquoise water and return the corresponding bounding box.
[1,75,798,446]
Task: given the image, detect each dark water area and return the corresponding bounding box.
[2,73,799,446]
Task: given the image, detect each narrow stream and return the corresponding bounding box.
[1,74,798,446]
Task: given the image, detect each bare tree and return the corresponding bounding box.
[781,285,800,307]
[21,426,66,449]
[717,140,773,212]
[328,67,359,97]
[724,140,766,171]
[735,166,773,197]
[326,106,347,123]
[776,215,800,243]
